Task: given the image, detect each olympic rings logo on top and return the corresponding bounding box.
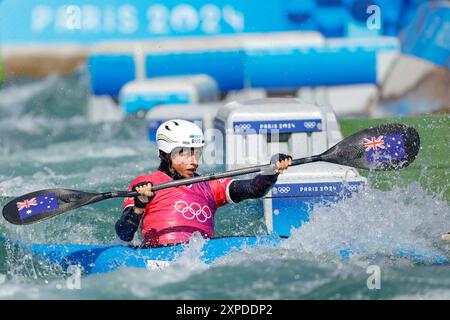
[174,200,212,223]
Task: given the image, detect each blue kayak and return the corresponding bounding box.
[31,236,449,275]
[32,236,282,275]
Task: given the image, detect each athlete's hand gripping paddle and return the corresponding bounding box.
[2,123,420,225]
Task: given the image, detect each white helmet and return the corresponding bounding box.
[156,119,205,154]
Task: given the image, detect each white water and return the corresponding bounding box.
[0,182,449,299]
[0,72,449,299]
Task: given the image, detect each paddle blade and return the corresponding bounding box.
[321,123,420,171]
[2,189,103,225]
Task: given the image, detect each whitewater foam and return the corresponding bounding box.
[281,182,450,264]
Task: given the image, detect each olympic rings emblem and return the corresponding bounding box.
[174,200,212,223]
[234,124,251,131]
[304,121,317,129]
[277,187,291,194]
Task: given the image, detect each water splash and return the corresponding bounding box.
[281,182,450,264]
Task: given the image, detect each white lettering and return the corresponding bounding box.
[223,5,244,32]
[118,5,138,34]
[55,5,72,32]
[147,4,169,34]
[203,128,223,165]
[65,5,81,30]
[366,5,381,30]
[176,304,210,317]
[366,265,381,290]
[200,4,221,33]
[31,4,246,36]
[31,5,53,33]
[171,4,198,32]
[103,6,116,33]
[66,265,82,290]
[82,5,101,32]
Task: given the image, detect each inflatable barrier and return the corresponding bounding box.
[89,33,398,97]
[119,74,219,113]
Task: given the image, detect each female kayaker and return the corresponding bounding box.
[115,119,292,247]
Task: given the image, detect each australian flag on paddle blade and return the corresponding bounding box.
[16,193,59,220]
[364,133,407,164]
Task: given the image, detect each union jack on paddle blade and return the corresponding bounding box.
[364,133,407,164]
[17,193,59,220]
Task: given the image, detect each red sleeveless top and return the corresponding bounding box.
[123,170,234,246]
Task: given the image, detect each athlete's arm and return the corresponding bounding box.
[229,153,292,203]
[115,207,142,241]
[228,174,277,203]
[115,182,154,242]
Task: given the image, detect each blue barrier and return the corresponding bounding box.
[89,36,398,96]
[145,50,245,92]
[88,54,135,96]
[245,45,377,88]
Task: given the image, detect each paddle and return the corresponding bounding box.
[3,123,419,225]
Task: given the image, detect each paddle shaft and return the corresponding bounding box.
[102,155,322,199]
